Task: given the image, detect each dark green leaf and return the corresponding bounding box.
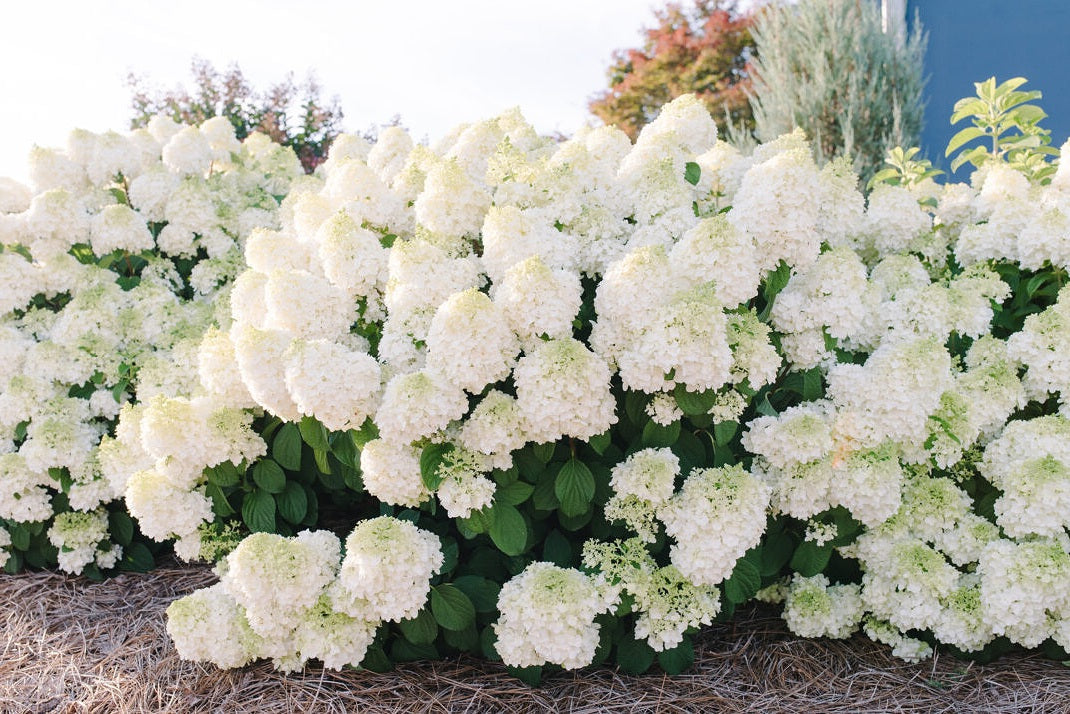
[206,481,236,517]
[760,528,795,577]
[420,443,453,491]
[242,490,277,533]
[272,423,302,471]
[359,646,393,673]
[252,460,286,494]
[588,431,612,455]
[108,511,134,547]
[724,558,761,604]
[453,575,502,612]
[554,459,596,517]
[350,419,379,449]
[532,442,555,464]
[641,420,680,448]
[506,665,542,686]
[206,461,241,488]
[713,420,738,447]
[542,529,572,567]
[496,480,534,506]
[330,430,359,470]
[684,161,701,186]
[616,634,656,675]
[657,637,694,674]
[481,625,501,661]
[298,416,330,451]
[390,639,439,662]
[9,524,30,551]
[398,608,439,644]
[532,470,560,511]
[275,481,308,524]
[120,542,155,572]
[488,503,528,556]
[313,448,332,476]
[673,384,716,416]
[790,540,833,577]
[431,584,476,631]
[443,623,479,651]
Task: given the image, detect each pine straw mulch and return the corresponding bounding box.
[1,564,1068,714]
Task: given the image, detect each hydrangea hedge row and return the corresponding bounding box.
[2,92,1070,680]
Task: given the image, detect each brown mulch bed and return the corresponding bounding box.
[1,564,1068,714]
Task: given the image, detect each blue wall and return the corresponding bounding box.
[906,0,1070,178]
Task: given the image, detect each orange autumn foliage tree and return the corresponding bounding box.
[590,0,755,141]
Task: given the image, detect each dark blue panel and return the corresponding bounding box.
[906,0,1070,178]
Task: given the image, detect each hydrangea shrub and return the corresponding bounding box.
[0,116,302,576]
[4,88,1070,680]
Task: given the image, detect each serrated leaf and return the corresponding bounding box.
[120,542,155,572]
[431,584,476,631]
[588,431,611,455]
[713,420,738,447]
[390,639,439,662]
[657,637,694,674]
[242,490,277,533]
[616,634,655,675]
[205,482,236,517]
[542,529,572,567]
[252,460,286,494]
[506,665,542,686]
[790,540,832,577]
[398,608,439,645]
[272,423,302,471]
[108,511,134,547]
[453,575,501,613]
[205,462,241,488]
[532,470,559,511]
[488,503,527,556]
[642,419,680,448]
[359,646,393,672]
[9,524,30,551]
[298,416,330,451]
[532,442,555,464]
[760,528,794,577]
[673,384,717,416]
[420,443,453,491]
[496,480,533,506]
[275,481,308,524]
[554,459,595,517]
[724,558,761,604]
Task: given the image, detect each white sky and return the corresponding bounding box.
[0,0,675,183]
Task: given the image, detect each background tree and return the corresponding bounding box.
[748,0,926,183]
[589,0,755,141]
[127,58,344,172]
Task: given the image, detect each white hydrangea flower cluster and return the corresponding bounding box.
[604,448,680,542]
[953,162,1070,270]
[1007,286,1070,404]
[980,416,1070,538]
[582,538,720,652]
[46,509,121,573]
[0,116,297,574]
[659,465,770,586]
[782,574,863,639]
[168,517,441,671]
[493,562,619,669]
[118,395,265,548]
